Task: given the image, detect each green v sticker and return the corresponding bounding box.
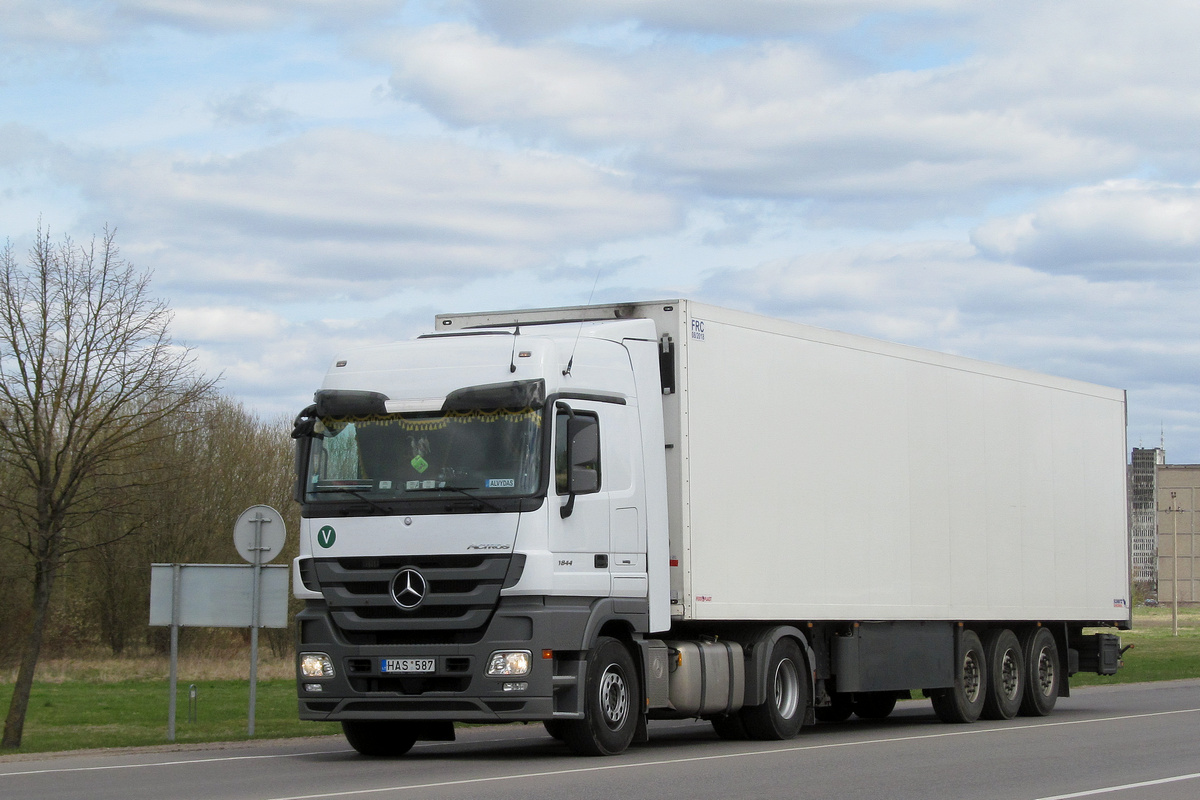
[317,525,336,548]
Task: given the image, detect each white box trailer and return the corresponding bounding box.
[656,302,1130,624]
[292,299,1130,757]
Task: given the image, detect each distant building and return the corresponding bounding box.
[1158,464,1199,605]
[1129,448,1162,586]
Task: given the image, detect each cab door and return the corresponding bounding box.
[548,400,610,595]
[547,398,647,598]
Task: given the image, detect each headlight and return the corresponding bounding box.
[487,650,532,677]
[300,652,335,678]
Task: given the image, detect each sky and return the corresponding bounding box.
[2,0,1198,462]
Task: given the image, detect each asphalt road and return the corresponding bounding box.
[3,680,1199,800]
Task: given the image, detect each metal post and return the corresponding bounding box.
[248,511,269,736]
[1172,491,1179,637]
[168,564,181,741]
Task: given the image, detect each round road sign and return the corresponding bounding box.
[233,505,287,565]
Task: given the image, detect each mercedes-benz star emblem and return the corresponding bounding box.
[390,568,428,610]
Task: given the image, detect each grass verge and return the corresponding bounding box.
[0,678,334,754]
[1071,605,1200,686]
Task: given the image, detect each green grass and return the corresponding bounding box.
[1071,605,1200,687]
[0,678,335,754]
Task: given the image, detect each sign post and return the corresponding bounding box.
[232,505,287,736]
[168,564,181,740]
[149,505,288,741]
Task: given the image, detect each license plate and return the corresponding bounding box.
[381,658,436,674]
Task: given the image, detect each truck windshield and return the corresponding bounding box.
[305,408,543,504]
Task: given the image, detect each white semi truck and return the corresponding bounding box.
[291,300,1130,756]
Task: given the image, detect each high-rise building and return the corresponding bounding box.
[1129,448,1163,587]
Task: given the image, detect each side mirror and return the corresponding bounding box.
[559,407,600,518]
[291,404,318,439]
[292,404,317,503]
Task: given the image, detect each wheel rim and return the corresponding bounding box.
[1035,647,1056,697]
[963,652,982,703]
[599,664,629,730]
[1000,649,1020,701]
[773,658,801,719]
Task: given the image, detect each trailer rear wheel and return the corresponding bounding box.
[930,630,987,723]
[741,638,807,740]
[852,691,898,720]
[981,629,1024,720]
[1018,627,1060,717]
[562,637,640,756]
[340,720,419,757]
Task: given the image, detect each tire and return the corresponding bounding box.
[561,637,641,756]
[543,719,568,741]
[710,714,750,740]
[740,638,808,740]
[1018,627,1060,717]
[340,719,419,757]
[852,691,898,720]
[930,630,987,724]
[981,629,1024,720]
[814,692,853,723]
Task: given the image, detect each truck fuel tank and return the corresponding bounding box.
[663,640,745,717]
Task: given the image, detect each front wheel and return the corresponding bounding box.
[741,638,808,740]
[562,637,640,756]
[341,720,418,757]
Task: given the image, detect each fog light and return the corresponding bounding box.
[487,650,532,677]
[303,683,324,693]
[300,652,335,679]
[503,682,528,692]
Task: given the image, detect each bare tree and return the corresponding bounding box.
[0,224,216,749]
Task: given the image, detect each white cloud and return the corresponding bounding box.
[208,85,296,130]
[0,0,399,48]
[171,306,286,342]
[0,2,112,49]
[76,129,678,297]
[113,0,398,31]
[972,180,1200,276]
[384,24,1132,220]
[456,0,965,38]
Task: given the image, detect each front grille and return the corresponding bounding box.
[313,555,510,642]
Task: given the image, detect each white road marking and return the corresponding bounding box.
[0,749,353,778]
[248,707,1200,800]
[3,707,1195,792]
[1033,772,1200,799]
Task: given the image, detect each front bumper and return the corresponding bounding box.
[296,596,594,722]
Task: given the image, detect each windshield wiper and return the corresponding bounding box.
[310,483,390,514]
[408,485,505,513]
